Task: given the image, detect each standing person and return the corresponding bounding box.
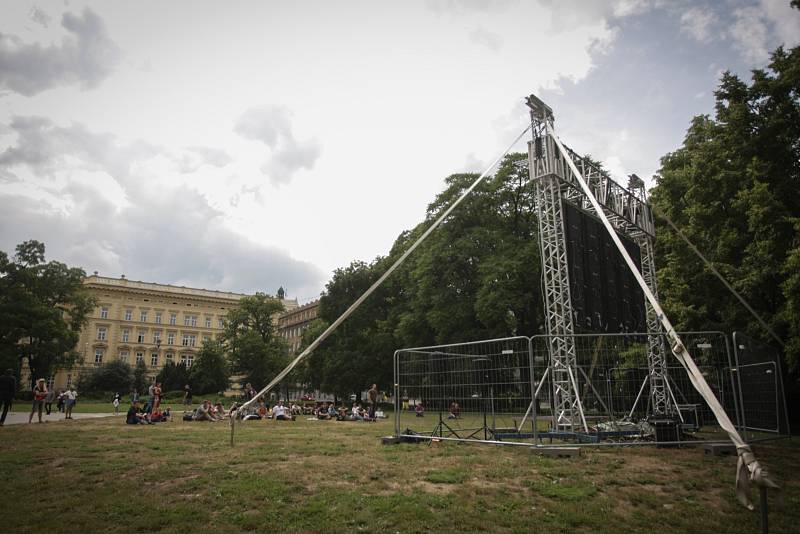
[152,382,162,413]
[56,390,65,413]
[29,378,48,423]
[130,389,139,404]
[368,384,379,421]
[183,384,192,408]
[112,392,121,415]
[0,369,16,426]
[44,387,55,415]
[147,381,155,409]
[64,386,77,420]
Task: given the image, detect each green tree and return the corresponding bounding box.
[307,154,544,397]
[190,340,230,394]
[156,360,191,393]
[0,240,95,388]
[132,360,148,394]
[651,44,800,368]
[221,293,287,388]
[77,360,133,395]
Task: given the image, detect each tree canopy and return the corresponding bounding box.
[0,240,95,389]
[303,154,544,397]
[221,293,287,389]
[651,44,800,369]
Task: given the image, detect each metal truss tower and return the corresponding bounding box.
[526,95,670,430]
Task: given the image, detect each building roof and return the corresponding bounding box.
[83,274,298,310]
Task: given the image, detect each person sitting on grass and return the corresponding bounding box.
[316,402,330,420]
[126,401,149,425]
[327,403,338,419]
[257,400,268,419]
[193,400,216,421]
[214,401,226,419]
[415,403,425,418]
[291,402,302,416]
[351,403,364,421]
[272,400,293,421]
[448,402,460,419]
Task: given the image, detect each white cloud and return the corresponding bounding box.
[680,7,716,44]
[469,27,504,52]
[730,7,771,64]
[234,106,321,186]
[0,8,121,96]
[29,6,51,28]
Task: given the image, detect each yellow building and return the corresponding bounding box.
[278,299,320,354]
[52,274,297,390]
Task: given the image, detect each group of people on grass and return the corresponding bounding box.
[124,381,169,424]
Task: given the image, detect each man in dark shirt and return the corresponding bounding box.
[0,368,17,426]
[126,400,146,425]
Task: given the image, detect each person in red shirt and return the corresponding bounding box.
[29,378,48,423]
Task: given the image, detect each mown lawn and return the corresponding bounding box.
[0,415,797,533]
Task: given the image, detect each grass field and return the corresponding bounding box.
[0,414,797,533]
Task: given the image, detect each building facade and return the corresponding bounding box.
[49,274,297,390]
[277,299,320,354]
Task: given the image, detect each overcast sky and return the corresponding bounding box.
[1,1,798,302]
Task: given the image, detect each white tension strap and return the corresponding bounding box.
[546,120,778,510]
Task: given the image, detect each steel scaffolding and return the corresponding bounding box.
[525,94,669,429]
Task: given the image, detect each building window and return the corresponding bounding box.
[137,331,146,343]
[184,315,197,327]
[124,309,132,321]
[167,332,175,345]
[100,307,108,319]
[182,334,196,347]
[202,335,210,344]
[218,318,224,328]
[47,375,55,389]
[119,351,129,363]
[135,352,144,364]
[97,327,107,341]
[155,312,162,324]
[205,317,212,328]
[169,313,177,325]
[121,329,129,343]
[150,353,158,367]
[94,348,104,365]
[140,311,148,323]
[153,331,161,344]
[166,353,173,363]
[180,353,194,367]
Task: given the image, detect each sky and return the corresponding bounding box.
[1,0,798,302]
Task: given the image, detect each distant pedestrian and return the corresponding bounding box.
[56,390,65,413]
[44,387,55,415]
[0,369,16,426]
[64,386,77,420]
[29,378,48,424]
[183,384,192,407]
[152,382,162,413]
[130,389,139,404]
[113,392,121,415]
[368,384,378,420]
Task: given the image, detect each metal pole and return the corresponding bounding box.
[629,376,649,419]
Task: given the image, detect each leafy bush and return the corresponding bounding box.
[77,360,133,395]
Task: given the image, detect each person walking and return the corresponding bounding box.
[183,384,192,408]
[368,384,379,421]
[64,386,77,420]
[44,387,55,415]
[0,368,16,426]
[29,378,48,423]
